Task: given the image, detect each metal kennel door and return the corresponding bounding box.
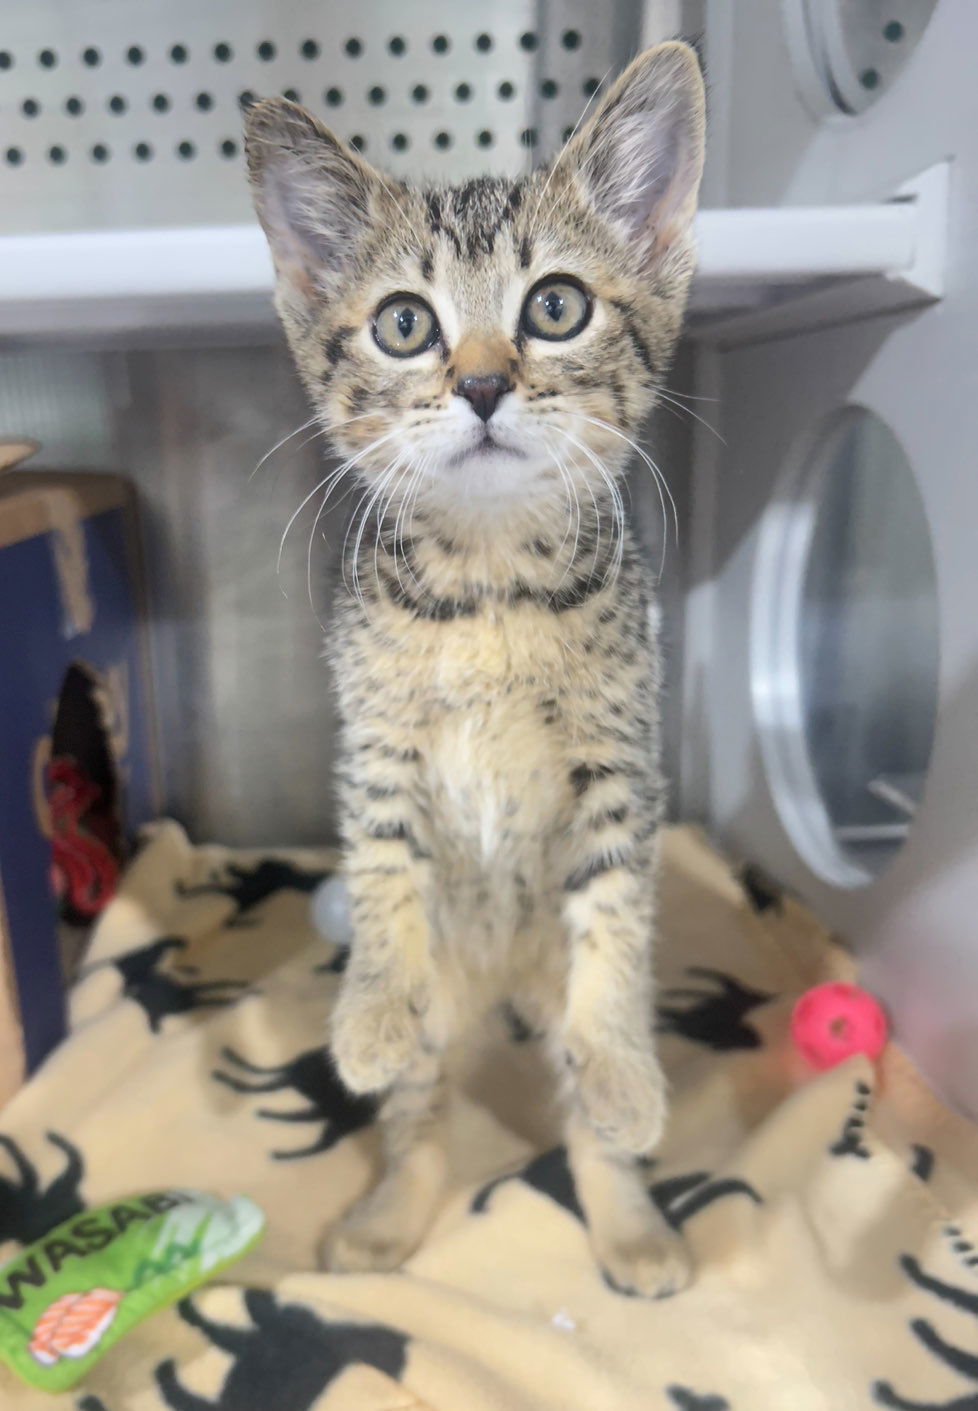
[686,0,978,1118]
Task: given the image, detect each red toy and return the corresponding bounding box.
[790,982,888,1071]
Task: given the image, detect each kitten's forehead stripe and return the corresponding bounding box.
[420,177,530,267]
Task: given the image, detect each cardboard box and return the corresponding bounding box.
[0,444,158,1103]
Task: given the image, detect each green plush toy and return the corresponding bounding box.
[0,1188,264,1392]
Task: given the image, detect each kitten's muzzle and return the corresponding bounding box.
[455,373,512,424]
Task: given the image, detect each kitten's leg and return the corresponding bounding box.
[331,743,437,1095]
[561,838,669,1157]
[322,1051,448,1273]
[565,1109,691,1299]
[558,835,691,1295]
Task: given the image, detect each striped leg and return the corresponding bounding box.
[566,1109,691,1299]
[322,1051,448,1273]
[330,738,437,1096]
[560,784,667,1158]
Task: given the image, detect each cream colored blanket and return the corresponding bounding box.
[1,822,976,1410]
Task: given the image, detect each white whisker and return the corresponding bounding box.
[250,415,319,482]
[654,388,725,444]
[530,68,612,232]
[577,415,679,558]
[372,460,411,601]
[392,459,427,596]
[251,408,383,488]
[546,424,628,587]
[348,460,401,609]
[657,383,719,405]
[278,428,401,578]
[304,451,377,625]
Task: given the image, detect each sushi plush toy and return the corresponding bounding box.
[0,1188,263,1392]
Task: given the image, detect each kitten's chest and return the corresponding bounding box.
[387,612,578,859]
[422,692,567,863]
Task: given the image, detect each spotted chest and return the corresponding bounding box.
[334,580,647,875]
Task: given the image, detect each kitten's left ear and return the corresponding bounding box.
[244,98,388,307]
[557,42,706,271]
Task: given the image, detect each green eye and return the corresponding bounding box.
[521,276,592,341]
[372,294,440,357]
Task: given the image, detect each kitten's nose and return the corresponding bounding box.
[456,373,511,423]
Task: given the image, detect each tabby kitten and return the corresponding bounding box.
[245,42,705,1299]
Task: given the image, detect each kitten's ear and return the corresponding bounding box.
[245,98,384,301]
[558,42,705,271]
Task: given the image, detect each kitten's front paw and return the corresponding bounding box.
[566,1035,668,1157]
[321,1214,417,1275]
[598,1218,692,1301]
[331,988,426,1094]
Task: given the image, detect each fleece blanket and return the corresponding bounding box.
[1,821,976,1410]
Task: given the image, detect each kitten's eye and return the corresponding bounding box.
[373,294,440,357]
[521,277,592,342]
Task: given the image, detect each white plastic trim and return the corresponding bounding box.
[0,172,946,340]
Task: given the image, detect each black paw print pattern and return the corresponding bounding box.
[830,1080,873,1159]
[212,1045,377,1159]
[656,967,772,1051]
[155,1290,408,1410]
[910,1144,935,1183]
[472,1146,762,1232]
[873,1250,978,1409]
[739,862,783,914]
[177,860,329,926]
[112,938,248,1033]
[668,1387,732,1410]
[0,1132,85,1246]
[313,945,349,975]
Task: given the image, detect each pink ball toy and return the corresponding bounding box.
[790,982,888,1071]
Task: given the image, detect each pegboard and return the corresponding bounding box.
[0,0,642,235]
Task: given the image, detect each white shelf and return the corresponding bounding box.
[0,167,946,344]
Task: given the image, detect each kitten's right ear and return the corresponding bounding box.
[556,43,705,276]
[245,99,381,303]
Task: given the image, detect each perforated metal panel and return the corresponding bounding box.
[0,0,641,235]
[784,0,941,117]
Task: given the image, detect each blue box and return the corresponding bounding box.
[0,460,158,1097]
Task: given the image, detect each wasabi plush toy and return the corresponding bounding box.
[0,1189,263,1392]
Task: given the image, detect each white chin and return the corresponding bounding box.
[434,446,549,503]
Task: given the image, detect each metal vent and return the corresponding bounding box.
[0,0,640,235]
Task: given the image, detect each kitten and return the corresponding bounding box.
[245,42,705,1299]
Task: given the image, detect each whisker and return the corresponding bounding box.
[657,382,720,405]
[543,446,585,598]
[249,415,319,482]
[576,415,680,557]
[278,428,402,579]
[361,462,407,607]
[545,425,628,587]
[340,484,376,603]
[405,460,432,591]
[392,459,426,596]
[348,460,401,608]
[306,482,337,631]
[289,454,364,605]
[530,68,612,232]
[372,460,410,601]
[654,388,726,444]
[251,407,382,487]
[547,450,574,585]
[305,452,374,626]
